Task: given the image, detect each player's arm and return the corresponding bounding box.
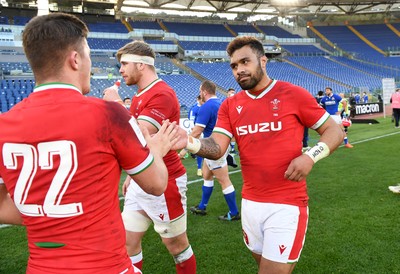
[173,99,231,159]
[178,125,204,158]
[174,130,230,160]
[199,133,230,159]
[137,119,158,135]
[284,117,344,182]
[127,121,178,195]
[102,82,124,105]
[0,184,23,225]
[314,116,345,152]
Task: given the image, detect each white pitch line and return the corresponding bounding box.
[342,131,400,146]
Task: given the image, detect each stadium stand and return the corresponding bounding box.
[314,25,400,69]
[87,21,128,33]
[131,20,163,30]
[163,21,232,37]
[257,24,302,38]
[281,45,327,56]
[0,6,399,113]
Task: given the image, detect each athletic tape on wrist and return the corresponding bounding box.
[304,142,330,164]
[186,136,201,154]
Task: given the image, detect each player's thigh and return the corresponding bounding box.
[204,149,228,171]
[201,161,213,180]
[211,165,232,189]
[140,174,188,238]
[242,200,308,264]
[127,174,187,221]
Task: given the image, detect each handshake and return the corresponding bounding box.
[143,120,191,158]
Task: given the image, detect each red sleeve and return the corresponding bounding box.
[107,103,152,174]
[293,86,328,129]
[138,92,178,129]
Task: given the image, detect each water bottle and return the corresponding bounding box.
[112,80,121,92]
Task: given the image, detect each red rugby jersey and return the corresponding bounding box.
[0,83,151,273]
[214,80,329,206]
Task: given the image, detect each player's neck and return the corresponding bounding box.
[248,77,273,96]
[137,74,159,91]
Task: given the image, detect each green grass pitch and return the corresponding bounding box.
[1,116,399,273]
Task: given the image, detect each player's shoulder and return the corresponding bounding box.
[275,80,312,98]
[274,80,303,92]
[84,96,130,120]
[154,79,176,95]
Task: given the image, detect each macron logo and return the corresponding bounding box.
[279,245,287,255]
[159,214,164,221]
[236,106,243,114]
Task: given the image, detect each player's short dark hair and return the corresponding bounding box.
[123,97,131,102]
[226,36,265,58]
[318,90,324,96]
[22,13,88,77]
[325,87,332,91]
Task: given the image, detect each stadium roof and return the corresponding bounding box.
[2,0,400,19]
[115,0,400,16]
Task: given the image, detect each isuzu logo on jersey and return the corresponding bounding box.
[236,121,282,135]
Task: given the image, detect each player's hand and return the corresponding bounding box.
[170,127,189,151]
[178,149,187,159]
[284,154,314,182]
[102,86,121,102]
[142,120,179,157]
[122,177,131,196]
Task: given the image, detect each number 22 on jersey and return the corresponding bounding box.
[3,140,82,218]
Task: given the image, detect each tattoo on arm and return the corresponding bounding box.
[197,137,222,160]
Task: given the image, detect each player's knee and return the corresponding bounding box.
[122,210,151,232]
[154,213,187,239]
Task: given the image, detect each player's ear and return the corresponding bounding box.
[260,55,267,67]
[136,62,145,71]
[68,50,79,71]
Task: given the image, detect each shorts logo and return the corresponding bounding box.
[159,213,164,220]
[279,245,287,255]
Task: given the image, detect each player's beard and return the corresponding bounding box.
[236,62,264,91]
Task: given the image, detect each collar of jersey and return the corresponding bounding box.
[33,82,82,94]
[245,79,277,99]
[136,78,162,97]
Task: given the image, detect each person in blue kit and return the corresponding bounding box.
[302,91,325,152]
[187,80,240,221]
[354,92,361,104]
[320,87,349,147]
[181,95,204,176]
[362,92,369,104]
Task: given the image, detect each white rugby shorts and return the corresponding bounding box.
[123,173,188,238]
[205,148,229,170]
[331,114,342,125]
[241,199,309,263]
